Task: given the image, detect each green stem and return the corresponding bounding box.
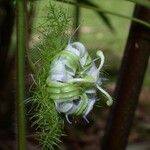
[16,0,26,150]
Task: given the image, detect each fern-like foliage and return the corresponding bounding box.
[28,1,71,149]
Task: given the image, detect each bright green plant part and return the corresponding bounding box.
[28,1,71,150]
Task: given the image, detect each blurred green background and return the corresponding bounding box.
[32,0,150,86]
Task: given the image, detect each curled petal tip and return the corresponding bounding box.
[65,115,72,124]
[96,50,103,57]
[106,100,113,106]
[83,116,89,123]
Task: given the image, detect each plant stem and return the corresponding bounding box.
[16,0,26,150]
[102,5,150,150]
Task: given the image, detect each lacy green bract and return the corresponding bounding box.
[28,2,70,149]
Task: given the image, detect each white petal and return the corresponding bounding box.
[65,43,80,56]
[84,98,96,116]
[55,101,73,113]
[66,99,81,115]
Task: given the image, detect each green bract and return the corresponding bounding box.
[28,2,70,150]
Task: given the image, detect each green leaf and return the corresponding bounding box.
[125,0,150,9]
[78,0,115,32]
[55,0,150,28]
